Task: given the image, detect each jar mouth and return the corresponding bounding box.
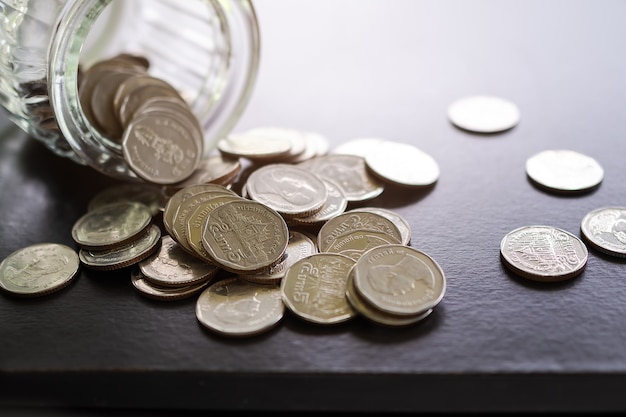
[48,0,260,181]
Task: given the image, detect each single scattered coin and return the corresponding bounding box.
[500,225,588,282]
[245,163,328,218]
[525,149,604,193]
[71,201,153,250]
[0,243,80,297]
[280,253,357,325]
[196,276,285,337]
[580,207,626,258]
[364,140,440,188]
[78,224,162,271]
[351,245,446,317]
[447,95,520,133]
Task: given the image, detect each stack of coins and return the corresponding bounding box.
[79,54,203,184]
[132,235,219,301]
[71,201,162,271]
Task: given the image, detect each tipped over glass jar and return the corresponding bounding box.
[0,0,260,182]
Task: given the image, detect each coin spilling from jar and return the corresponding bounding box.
[79,54,203,185]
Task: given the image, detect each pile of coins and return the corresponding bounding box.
[0,126,448,336]
[5,68,624,339]
[79,54,203,184]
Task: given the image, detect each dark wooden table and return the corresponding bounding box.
[2,0,626,413]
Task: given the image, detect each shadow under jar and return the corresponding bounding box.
[0,0,260,181]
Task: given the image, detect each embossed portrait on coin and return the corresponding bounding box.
[214,293,261,323]
[590,209,626,244]
[368,254,434,296]
[5,251,68,288]
[256,172,317,206]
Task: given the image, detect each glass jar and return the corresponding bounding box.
[0,0,259,181]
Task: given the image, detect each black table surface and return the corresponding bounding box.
[2,0,626,414]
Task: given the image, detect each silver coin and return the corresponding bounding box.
[364,140,439,188]
[88,183,166,216]
[196,276,284,337]
[317,211,403,253]
[217,131,293,161]
[298,154,384,202]
[500,225,588,282]
[447,95,520,133]
[139,235,220,287]
[525,149,604,193]
[280,253,357,325]
[0,243,80,297]
[201,199,289,274]
[580,207,626,258]
[131,267,211,301]
[239,230,318,284]
[332,137,386,157]
[122,110,202,184]
[347,207,412,245]
[162,183,238,237]
[245,163,328,218]
[78,224,162,271]
[287,178,348,227]
[71,201,153,250]
[241,126,309,162]
[345,269,433,327]
[351,245,446,317]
